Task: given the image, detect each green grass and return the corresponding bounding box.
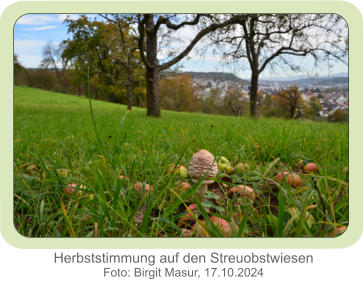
[14,85,349,238]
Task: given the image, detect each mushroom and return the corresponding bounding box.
[180,228,195,237]
[192,220,209,237]
[328,226,347,237]
[210,216,238,236]
[192,216,238,237]
[179,203,210,226]
[228,185,256,200]
[189,149,218,196]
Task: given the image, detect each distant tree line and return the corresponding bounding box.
[14,57,346,122]
[14,13,348,121]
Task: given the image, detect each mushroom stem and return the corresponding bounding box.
[193,179,213,199]
[198,182,208,196]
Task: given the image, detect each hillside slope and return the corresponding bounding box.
[14,86,348,237]
[14,85,347,168]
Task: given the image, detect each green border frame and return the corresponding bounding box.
[0,1,362,249]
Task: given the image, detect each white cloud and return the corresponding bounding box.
[57,14,80,22]
[14,40,48,51]
[16,54,43,68]
[16,14,80,26]
[23,25,58,31]
[14,40,61,67]
[16,15,58,25]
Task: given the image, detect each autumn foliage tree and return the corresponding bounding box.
[276,86,303,119]
[159,74,199,112]
[14,55,31,86]
[304,96,322,119]
[223,84,246,116]
[98,14,144,109]
[62,15,144,108]
[328,109,348,122]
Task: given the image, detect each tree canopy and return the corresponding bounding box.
[61,15,145,107]
[22,13,348,121]
[212,13,348,116]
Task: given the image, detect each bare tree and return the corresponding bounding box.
[41,41,68,92]
[213,14,348,116]
[136,14,245,117]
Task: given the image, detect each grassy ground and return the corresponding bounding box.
[14,86,349,238]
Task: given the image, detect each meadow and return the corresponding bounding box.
[14,86,349,238]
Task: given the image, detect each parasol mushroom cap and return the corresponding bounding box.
[228,185,256,200]
[189,149,218,180]
[210,216,238,236]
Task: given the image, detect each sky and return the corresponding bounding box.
[14,14,348,80]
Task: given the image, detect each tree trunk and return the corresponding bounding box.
[54,67,61,89]
[126,68,133,110]
[24,68,33,87]
[135,95,140,107]
[145,66,160,116]
[289,91,299,119]
[145,14,161,117]
[61,69,67,93]
[249,70,259,117]
[290,104,295,119]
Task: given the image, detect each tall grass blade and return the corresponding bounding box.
[61,201,76,237]
[87,66,103,153]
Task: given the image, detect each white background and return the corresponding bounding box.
[1,0,363,291]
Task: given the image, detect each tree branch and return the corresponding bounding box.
[137,15,153,70]
[158,15,244,71]
[160,14,202,30]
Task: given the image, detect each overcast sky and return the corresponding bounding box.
[14,14,348,80]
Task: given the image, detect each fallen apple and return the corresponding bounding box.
[176,181,191,191]
[63,183,86,196]
[168,164,188,178]
[235,162,249,171]
[276,172,302,188]
[218,156,234,173]
[304,163,318,173]
[133,182,151,192]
